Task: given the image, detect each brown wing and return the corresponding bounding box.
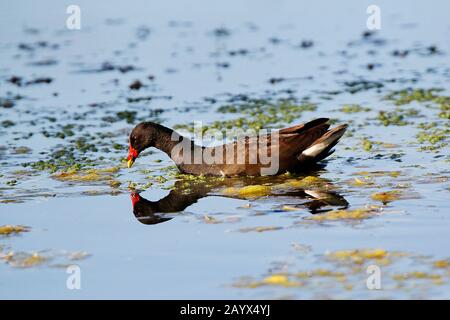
[278,118,329,134]
[217,119,330,175]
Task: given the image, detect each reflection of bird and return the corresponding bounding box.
[131,181,212,225]
[130,179,348,225]
[127,118,347,176]
[130,193,173,225]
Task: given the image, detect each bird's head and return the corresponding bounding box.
[127,122,157,168]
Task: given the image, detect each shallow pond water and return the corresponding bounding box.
[1,0,449,299]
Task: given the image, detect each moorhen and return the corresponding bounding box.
[127,118,347,176]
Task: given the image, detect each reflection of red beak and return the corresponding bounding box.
[127,146,138,168]
[130,193,141,207]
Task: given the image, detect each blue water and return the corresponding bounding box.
[1,0,449,299]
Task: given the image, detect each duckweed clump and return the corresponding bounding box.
[175,98,317,132]
[0,225,30,235]
[377,108,419,126]
[223,185,271,198]
[236,274,302,288]
[361,138,373,151]
[385,88,450,124]
[340,104,371,113]
[385,88,450,106]
[305,208,376,221]
[416,129,449,145]
[371,190,402,204]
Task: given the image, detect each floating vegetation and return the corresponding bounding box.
[382,88,450,152]
[342,80,384,94]
[339,104,371,113]
[385,88,450,106]
[6,179,18,186]
[0,225,30,236]
[392,272,443,284]
[53,167,119,183]
[223,185,271,198]
[234,246,450,297]
[275,176,330,191]
[237,226,283,233]
[238,185,271,198]
[305,208,378,221]
[67,251,91,261]
[361,138,373,151]
[295,269,346,281]
[326,248,390,265]
[416,129,449,144]
[1,252,48,268]
[0,249,91,269]
[282,205,301,211]
[377,109,419,126]
[234,274,302,288]
[434,260,450,269]
[261,274,301,287]
[354,136,398,153]
[349,176,375,187]
[438,105,450,119]
[416,128,449,151]
[175,98,317,132]
[25,154,89,173]
[353,171,402,178]
[175,172,225,187]
[203,215,221,224]
[371,190,402,204]
[12,146,32,154]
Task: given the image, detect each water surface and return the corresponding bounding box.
[0,0,449,299]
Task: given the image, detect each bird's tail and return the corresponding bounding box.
[297,123,348,162]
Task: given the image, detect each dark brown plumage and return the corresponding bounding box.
[127,118,347,176]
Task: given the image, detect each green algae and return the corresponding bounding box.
[339,104,371,113]
[22,135,110,173]
[26,158,85,173]
[385,88,450,106]
[415,127,449,152]
[223,185,272,198]
[53,167,119,183]
[385,88,450,127]
[416,129,449,145]
[175,98,317,132]
[377,108,419,126]
[438,104,450,119]
[361,138,373,151]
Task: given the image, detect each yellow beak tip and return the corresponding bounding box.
[127,159,134,168]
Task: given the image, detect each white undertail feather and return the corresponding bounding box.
[301,124,347,159]
[301,141,328,157]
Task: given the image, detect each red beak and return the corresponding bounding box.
[127,146,138,168]
[130,193,141,207]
